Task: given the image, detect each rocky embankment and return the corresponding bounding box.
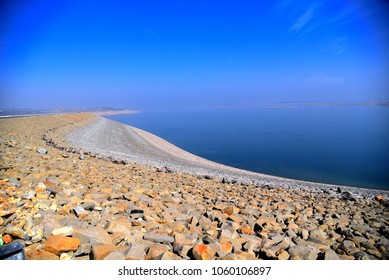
[0,113,388,260]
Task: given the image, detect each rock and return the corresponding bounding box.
[219,242,233,255]
[235,252,257,260]
[60,252,74,260]
[277,250,290,260]
[79,154,85,160]
[45,235,80,255]
[340,240,359,255]
[366,248,382,259]
[268,238,291,256]
[191,243,215,260]
[260,248,277,259]
[26,249,59,260]
[147,244,170,260]
[31,234,43,243]
[340,191,355,201]
[92,244,116,260]
[241,225,254,235]
[73,206,87,219]
[107,217,132,235]
[224,205,239,216]
[125,243,147,260]
[244,238,262,254]
[324,249,340,260]
[228,214,243,223]
[288,245,319,260]
[5,225,26,239]
[51,226,74,236]
[309,229,332,245]
[74,243,92,256]
[80,201,95,211]
[73,227,112,245]
[301,229,309,240]
[38,148,48,154]
[375,195,384,202]
[158,251,182,260]
[104,251,125,260]
[22,190,36,200]
[353,251,374,260]
[2,234,13,244]
[143,233,174,244]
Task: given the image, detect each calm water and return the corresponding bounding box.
[107,106,389,190]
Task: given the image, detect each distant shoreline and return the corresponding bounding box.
[0,109,141,118]
[89,109,141,116]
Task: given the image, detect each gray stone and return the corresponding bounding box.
[341,240,359,254]
[74,243,92,256]
[22,190,36,200]
[73,206,86,217]
[353,251,375,260]
[125,243,148,260]
[38,147,47,154]
[324,249,340,260]
[309,229,329,243]
[288,245,319,260]
[286,229,297,238]
[301,229,309,240]
[143,233,174,244]
[104,251,125,260]
[80,201,95,211]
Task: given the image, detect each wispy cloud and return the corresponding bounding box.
[289,5,316,32]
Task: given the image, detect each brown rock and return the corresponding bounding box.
[277,250,290,260]
[192,243,215,260]
[241,225,254,235]
[224,205,239,216]
[147,244,170,260]
[107,217,132,235]
[219,242,233,254]
[228,214,243,223]
[125,243,147,260]
[158,251,182,260]
[45,235,80,255]
[26,249,59,260]
[235,251,257,260]
[375,195,384,202]
[92,244,116,260]
[2,234,13,244]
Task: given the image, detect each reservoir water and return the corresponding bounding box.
[107,106,389,190]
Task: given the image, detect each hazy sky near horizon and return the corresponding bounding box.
[1,0,388,110]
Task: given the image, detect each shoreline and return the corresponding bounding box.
[67,115,389,198]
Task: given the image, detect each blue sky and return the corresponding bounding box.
[1,0,388,110]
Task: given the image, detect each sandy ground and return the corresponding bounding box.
[67,116,388,198]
